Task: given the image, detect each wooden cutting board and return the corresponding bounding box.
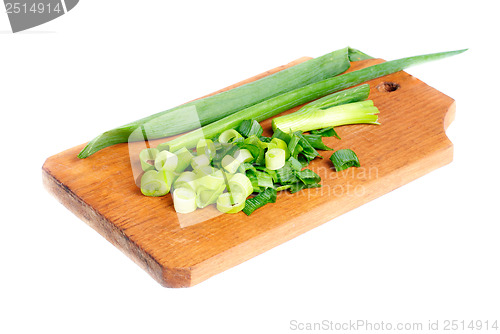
[42,57,455,288]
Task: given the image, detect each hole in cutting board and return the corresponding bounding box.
[377,82,400,92]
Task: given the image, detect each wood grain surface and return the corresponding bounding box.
[42,57,455,288]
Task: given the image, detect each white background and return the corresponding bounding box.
[1,1,499,333]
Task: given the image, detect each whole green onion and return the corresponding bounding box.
[158,49,466,152]
[78,47,353,158]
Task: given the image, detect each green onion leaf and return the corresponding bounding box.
[242,188,278,216]
[246,173,261,193]
[296,132,320,161]
[272,128,292,144]
[256,171,274,188]
[287,156,303,172]
[329,149,361,171]
[275,163,299,185]
[287,133,302,158]
[259,136,272,143]
[289,182,321,194]
[310,126,341,139]
[302,134,333,151]
[296,169,321,185]
[237,119,263,138]
[238,162,257,175]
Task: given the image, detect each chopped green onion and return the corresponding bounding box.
[233,149,254,164]
[196,138,216,159]
[287,156,303,171]
[247,173,261,193]
[329,149,361,171]
[196,183,226,208]
[275,185,291,192]
[275,163,299,184]
[234,143,260,161]
[228,173,254,197]
[270,138,290,159]
[302,134,333,151]
[221,155,241,174]
[296,169,321,185]
[289,182,321,194]
[295,132,320,161]
[256,171,274,188]
[219,129,243,144]
[173,187,197,214]
[237,119,263,138]
[173,171,197,192]
[287,133,302,158]
[154,150,178,171]
[139,148,159,172]
[191,154,211,170]
[242,188,278,216]
[272,127,292,143]
[310,126,341,139]
[140,169,173,197]
[243,135,266,164]
[216,192,246,214]
[173,147,193,173]
[265,148,286,170]
[238,162,257,175]
[195,166,224,190]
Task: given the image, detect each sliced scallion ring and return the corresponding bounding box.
[196,138,216,159]
[191,154,211,170]
[219,129,243,144]
[216,192,246,213]
[233,149,254,164]
[173,171,197,192]
[196,166,224,190]
[139,148,159,172]
[140,169,172,197]
[221,155,241,174]
[154,150,178,171]
[270,137,290,159]
[173,147,193,173]
[228,173,253,197]
[196,183,226,208]
[265,148,286,170]
[173,188,197,214]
